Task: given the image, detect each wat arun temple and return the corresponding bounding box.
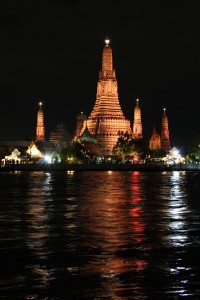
[71,38,171,155]
[35,39,171,156]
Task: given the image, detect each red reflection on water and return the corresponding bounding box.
[131,207,141,218]
[130,171,150,255]
[134,259,148,271]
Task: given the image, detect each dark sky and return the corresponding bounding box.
[1,0,200,149]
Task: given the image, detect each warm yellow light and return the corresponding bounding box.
[105,38,110,45]
[31,148,38,155]
[39,102,42,107]
[67,157,73,161]
[67,171,74,175]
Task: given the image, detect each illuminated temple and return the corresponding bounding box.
[149,108,171,151]
[0,40,172,164]
[73,38,132,154]
[36,38,170,156]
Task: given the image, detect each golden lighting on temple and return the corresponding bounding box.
[73,39,171,154]
[73,36,132,154]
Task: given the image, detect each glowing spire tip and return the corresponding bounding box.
[105,38,110,45]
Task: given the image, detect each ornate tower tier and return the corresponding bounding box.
[36,102,45,141]
[161,108,171,151]
[83,38,132,154]
[132,99,143,139]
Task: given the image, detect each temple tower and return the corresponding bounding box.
[36,102,45,141]
[49,123,70,147]
[161,108,171,151]
[132,99,143,139]
[75,38,131,154]
[149,126,161,150]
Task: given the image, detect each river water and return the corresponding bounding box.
[0,170,200,299]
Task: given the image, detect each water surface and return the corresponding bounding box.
[0,170,200,299]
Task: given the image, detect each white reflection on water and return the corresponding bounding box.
[42,172,53,194]
[165,171,193,297]
[25,172,53,288]
[167,171,189,247]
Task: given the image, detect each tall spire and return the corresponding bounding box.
[101,38,114,78]
[161,108,171,151]
[74,38,132,154]
[132,99,143,139]
[36,102,45,141]
[90,38,124,115]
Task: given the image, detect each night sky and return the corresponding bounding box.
[1,0,200,150]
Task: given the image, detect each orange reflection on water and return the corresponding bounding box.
[66,171,151,298]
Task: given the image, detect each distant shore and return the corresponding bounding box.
[1,163,200,172]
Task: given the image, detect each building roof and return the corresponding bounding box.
[82,141,104,157]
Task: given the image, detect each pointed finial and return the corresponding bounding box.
[136,98,139,105]
[163,107,166,114]
[105,37,110,46]
[39,102,42,107]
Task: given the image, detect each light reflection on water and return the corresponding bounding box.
[0,170,200,299]
[167,171,189,247]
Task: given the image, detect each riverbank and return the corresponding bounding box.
[1,162,200,172]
